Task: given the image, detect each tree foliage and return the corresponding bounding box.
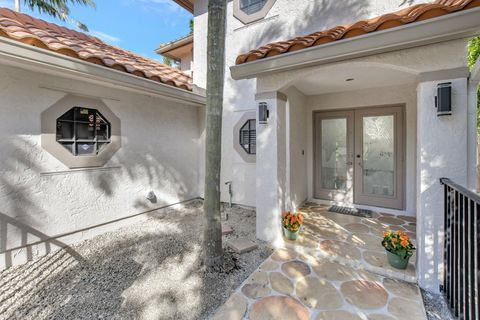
[21,0,95,31]
[468,38,480,133]
[468,37,480,68]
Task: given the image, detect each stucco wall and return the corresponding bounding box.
[416,77,469,292]
[0,64,202,269]
[285,87,308,210]
[192,0,430,207]
[305,84,418,215]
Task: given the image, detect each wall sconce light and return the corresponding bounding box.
[435,82,452,116]
[259,102,269,124]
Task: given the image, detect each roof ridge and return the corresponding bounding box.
[0,7,192,91]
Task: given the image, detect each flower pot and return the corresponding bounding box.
[386,250,410,269]
[283,227,300,240]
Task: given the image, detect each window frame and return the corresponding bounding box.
[41,94,121,169]
[233,0,276,24]
[239,119,256,155]
[233,111,256,163]
[56,107,112,156]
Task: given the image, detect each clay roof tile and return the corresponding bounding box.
[0,8,192,91]
[236,0,480,65]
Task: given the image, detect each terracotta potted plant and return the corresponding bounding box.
[282,211,304,240]
[382,230,416,269]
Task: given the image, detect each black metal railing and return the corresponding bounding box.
[441,178,480,320]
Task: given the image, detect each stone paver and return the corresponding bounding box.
[249,296,309,320]
[221,223,233,235]
[241,283,271,299]
[213,204,426,320]
[212,293,247,320]
[316,310,363,320]
[296,276,343,309]
[227,238,258,254]
[269,272,294,295]
[281,260,310,279]
[341,280,388,309]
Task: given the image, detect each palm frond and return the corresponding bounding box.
[23,0,95,31]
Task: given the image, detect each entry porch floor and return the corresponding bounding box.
[214,203,426,320]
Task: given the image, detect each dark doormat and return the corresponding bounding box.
[328,205,372,218]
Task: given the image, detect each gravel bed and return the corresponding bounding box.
[0,200,272,320]
[421,289,455,320]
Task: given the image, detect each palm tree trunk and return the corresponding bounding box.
[14,0,21,12]
[203,0,226,268]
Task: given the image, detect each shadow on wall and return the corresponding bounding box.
[0,94,198,270]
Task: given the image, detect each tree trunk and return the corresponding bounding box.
[203,0,226,268]
[14,0,21,12]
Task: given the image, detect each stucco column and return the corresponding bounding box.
[255,91,287,246]
[416,75,469,293]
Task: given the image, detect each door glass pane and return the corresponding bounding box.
[321,118,347,190]
[362,115,395,196]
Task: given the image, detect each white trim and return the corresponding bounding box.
[230,7,480,80]
[419,67,470,82]
[0,37,206,107]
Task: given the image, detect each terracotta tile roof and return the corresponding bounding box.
[236,0,480,65]
[0,8,192,91]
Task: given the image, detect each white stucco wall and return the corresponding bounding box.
[285,87,308,211]
[0,64,203,269]
[416,77,469,293]
[305,84,418,215]
[193,0,427,207]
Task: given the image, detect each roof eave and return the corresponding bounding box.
[0,36,205,106]
[155,34,194,58]
[173,0,194,13]
[230,7,480,80]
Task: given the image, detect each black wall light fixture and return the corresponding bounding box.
[435,82,452,116]
[259,102,269,124]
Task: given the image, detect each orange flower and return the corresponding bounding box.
[401,240,409,248]
[391,238,398,245]
[298,214,304,224]
[282,211,289,219]
[291,216,297,224]
[383,231,390,237]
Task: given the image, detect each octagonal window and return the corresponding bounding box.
[56,107,111,156]
[240,0,268,15]
[234,0,276,24]
[239,119,256,155]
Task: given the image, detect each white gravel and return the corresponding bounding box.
[0,200,272,320]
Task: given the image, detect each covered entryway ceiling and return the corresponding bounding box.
[292,65,417,95]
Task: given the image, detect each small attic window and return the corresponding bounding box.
[56,107,111,156]
[233,0,276,24]
[240,0,268,15]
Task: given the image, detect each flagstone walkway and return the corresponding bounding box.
[213,204,426,320]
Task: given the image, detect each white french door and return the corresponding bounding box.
[314,106,404,210]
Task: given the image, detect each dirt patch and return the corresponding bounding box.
[0,201,272,320]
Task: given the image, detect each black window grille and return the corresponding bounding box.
[56,107,111,156]
[240,0,268,15]
[240,119,256,154]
